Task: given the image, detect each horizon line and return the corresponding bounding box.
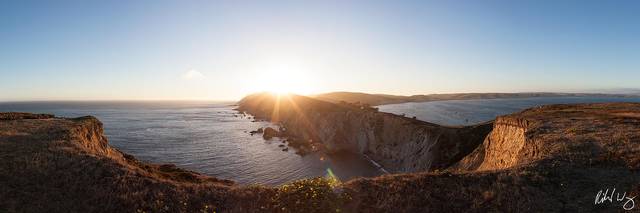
[3,90,640,103]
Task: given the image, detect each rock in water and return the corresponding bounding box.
[262,127,279,140]
[249,127,264,135]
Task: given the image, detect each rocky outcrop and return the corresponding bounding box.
[452,116,531,171]
[237,93,493,172]
[262,127,280,140]
[453,103,640,172]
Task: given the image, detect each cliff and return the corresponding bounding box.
[453,103,640,171]
[237,93,493,172]
[0,113,239,212]
[2,101,640,212]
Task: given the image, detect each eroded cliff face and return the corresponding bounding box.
[454,116,532,171]
[454,103,640,172]
[66,116,118,157]
[236,93,493,172]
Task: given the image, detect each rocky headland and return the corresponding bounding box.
[2,96,640,212]
[236,93,493,172]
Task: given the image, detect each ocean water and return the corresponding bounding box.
[0,101,381,186]
[378,96,640,126]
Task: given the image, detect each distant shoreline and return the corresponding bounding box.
[312,91,640,106]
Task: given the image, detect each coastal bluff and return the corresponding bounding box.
[236,93,493,172]
[2,101,640,212]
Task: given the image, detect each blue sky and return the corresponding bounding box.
[1,0,639,101]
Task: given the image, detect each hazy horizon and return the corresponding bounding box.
[2,89,640,102]
[2,1,640,101]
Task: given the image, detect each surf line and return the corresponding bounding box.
[363,154,390,174]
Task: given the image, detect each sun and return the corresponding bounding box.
[247,60,316,95]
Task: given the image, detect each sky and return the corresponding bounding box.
[1,0,639,101]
